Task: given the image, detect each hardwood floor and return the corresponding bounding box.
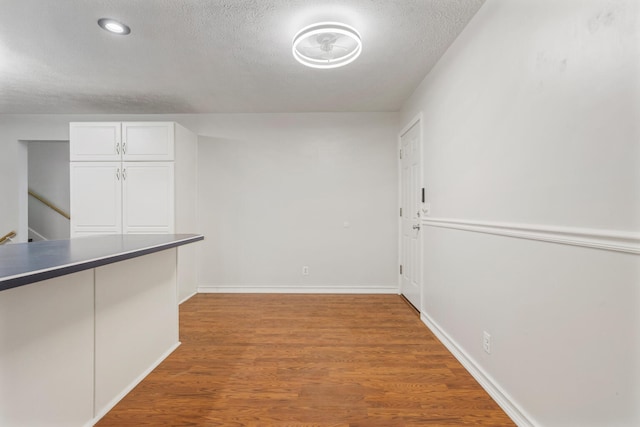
[96,294,515,426]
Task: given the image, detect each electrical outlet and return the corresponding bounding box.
[483,331,491,354]
[302,266,309,276]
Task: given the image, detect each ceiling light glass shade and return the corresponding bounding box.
[98,18,131,35]
[292,22,362,69]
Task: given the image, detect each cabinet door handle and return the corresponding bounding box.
[122,168,127,180]
[116,168,120,180]
[122,142,126,154]
[116,143,120,154]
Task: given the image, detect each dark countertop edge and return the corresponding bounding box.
[0,234,204,292]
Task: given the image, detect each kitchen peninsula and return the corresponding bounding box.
[0,234,203,427]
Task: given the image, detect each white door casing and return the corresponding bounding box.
[399,115,422,310]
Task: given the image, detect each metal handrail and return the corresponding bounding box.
[0,230,16,245]
[28,189,71,220]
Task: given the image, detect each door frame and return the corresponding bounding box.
[397,112,424,311]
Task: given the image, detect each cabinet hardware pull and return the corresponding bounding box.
[123,142,126,154]
[116,168,120,180]
[122,168,127,180]
[116,143,120,154]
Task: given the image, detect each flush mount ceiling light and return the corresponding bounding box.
[292,22,362,69]
[98,18,131,35]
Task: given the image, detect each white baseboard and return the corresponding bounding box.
[87,342,181,427]
[27,226,48,241]
[197,285,398,294]
[420,313,535,427]
[179,291,197,304]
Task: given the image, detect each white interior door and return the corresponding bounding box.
[400,119,421,310]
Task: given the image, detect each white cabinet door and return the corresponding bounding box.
[70,162,122,237]
[70,122,121,161]
[122,162,174,234]
[122,122,175,161]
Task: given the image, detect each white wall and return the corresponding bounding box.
[196,113,399,292]
[0,115,80,242]
[174,123,199,302]
[0,113,399,293]
[401,1,639,426]
[27,141,70,240]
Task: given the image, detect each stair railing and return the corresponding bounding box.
[0,230,16,245]
[28,189,70,220]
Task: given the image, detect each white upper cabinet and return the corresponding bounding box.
[70,122,121,161]
[122,122,175,161]
[70,122,174,162]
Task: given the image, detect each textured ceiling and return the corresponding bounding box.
[0,0,484,114]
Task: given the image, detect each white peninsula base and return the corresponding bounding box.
[1,248,180,427]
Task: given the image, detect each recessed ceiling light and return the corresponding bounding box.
[98,18,131,35]
[292,22,362,69]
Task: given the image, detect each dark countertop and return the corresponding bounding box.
[0,234,204,292]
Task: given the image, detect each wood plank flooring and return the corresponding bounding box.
[96,294,515,426]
